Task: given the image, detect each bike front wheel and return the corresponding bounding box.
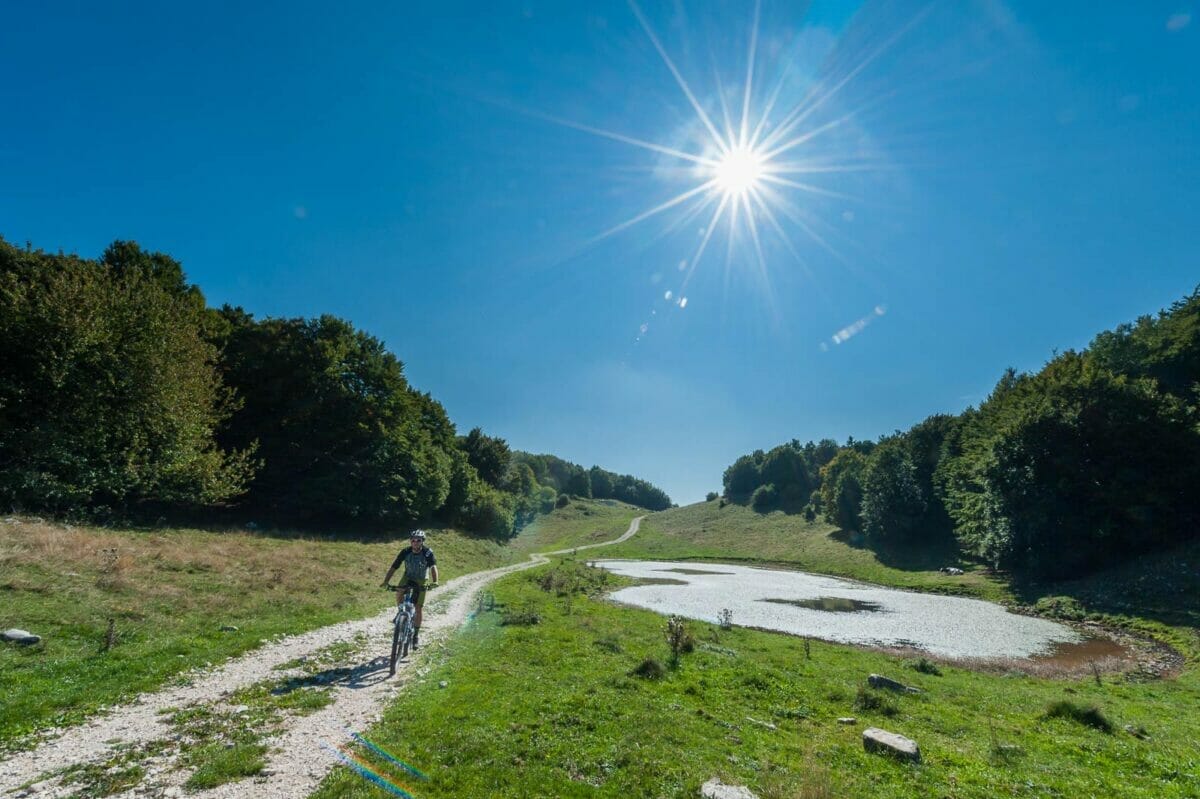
[389,619,403,675]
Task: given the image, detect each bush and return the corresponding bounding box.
[908,657,942,676]
[457,482,515,537]
[750,483,779,513]
[1043,700,1113,733]
[555,493,571,508]
[500,604,541,626]
[630,658,666,680]
[1033,596,1087,621]
[853,686,899,717]
[705,491,719,502]
[665,615,695,667]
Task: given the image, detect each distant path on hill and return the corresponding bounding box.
[0,516,644,799]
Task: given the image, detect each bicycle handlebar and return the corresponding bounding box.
[382,582,437,592]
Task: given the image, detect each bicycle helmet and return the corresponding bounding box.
[410,529,427,541]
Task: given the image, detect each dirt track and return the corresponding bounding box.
[0,516,643,798]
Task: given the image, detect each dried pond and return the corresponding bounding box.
[594,560,1126,662]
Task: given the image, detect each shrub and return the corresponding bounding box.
[853,686,899,717]
[665,615,695,667]
[1034,596,1087,621]
[909,657,942,676]
[750,483,779,513]
[630,658,666,680]
[705,491,719,502]
[555,493,571,508]
[594,636,622,654]
[1043,700,1113,733]
[500,603,541,626]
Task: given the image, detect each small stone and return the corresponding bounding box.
[863,727,920,762]
[231,704,250,714]
[745,716,777,730]
[220,625,238,632]
[439,680,449,688]
[868,673,921,694]
[700,778,760,799]
[837,717,857,724]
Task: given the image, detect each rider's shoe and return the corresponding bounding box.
[411,631,419,650]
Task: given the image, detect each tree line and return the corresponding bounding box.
[0,237,672,535]
[721,287,1200,580]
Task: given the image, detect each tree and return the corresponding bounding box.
[940,353,1200,577]
[565,469,592,498]
[819,450,867,531]
[860,439,926,544]
[0,239,253,513]
[459,428,511,489]
[760,445,812,509]
[588,465,615,499]
[215,311,454,522]
[722,451,763,500]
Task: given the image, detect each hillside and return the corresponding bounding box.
[0,517,519,748]
[602,499,1009,602]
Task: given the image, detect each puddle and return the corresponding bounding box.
[1032,635,1130,666]
[762,596,884,613]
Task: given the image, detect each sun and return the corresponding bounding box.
[712,145,768,198]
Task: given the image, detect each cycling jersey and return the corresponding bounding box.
[391,546,437,584]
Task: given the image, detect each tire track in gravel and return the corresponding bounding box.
[1,516,643,798]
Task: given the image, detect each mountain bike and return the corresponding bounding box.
[384,584,416,676]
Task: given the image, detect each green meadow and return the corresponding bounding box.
[311,500,1200,799]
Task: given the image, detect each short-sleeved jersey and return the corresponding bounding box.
[391,546,436,584]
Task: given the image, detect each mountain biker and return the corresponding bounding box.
[381,529,439,650]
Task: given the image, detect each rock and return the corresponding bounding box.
[868,674,921,694]
[745,716,777,730]
[863,727,920,762]
[1123,724,1150,740]
[220,625,238,632]
[2,628,41,645]
[939,566,964,575]
[837,717,857,724]
[700,777,761,799]
[438,680,449,688]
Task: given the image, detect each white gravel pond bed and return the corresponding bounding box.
[593,560,1084,660]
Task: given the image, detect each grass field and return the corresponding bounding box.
[0,517,518,749]
[310,558,1200,799]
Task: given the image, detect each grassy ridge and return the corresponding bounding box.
[310,559,1200,799]
[0,518,517,748]
[509,500,642,555]
[604,500,1009,602]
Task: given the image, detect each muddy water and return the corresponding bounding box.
[594,560,1113,661]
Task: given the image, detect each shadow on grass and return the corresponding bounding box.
[828,527,964,572]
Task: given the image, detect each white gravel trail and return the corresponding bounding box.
[1,517,643,798]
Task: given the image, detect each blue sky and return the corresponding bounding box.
[2,1,1197,505]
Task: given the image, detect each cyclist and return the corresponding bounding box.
[381,529,439,650]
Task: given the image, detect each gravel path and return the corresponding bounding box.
[1,517,643,798]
